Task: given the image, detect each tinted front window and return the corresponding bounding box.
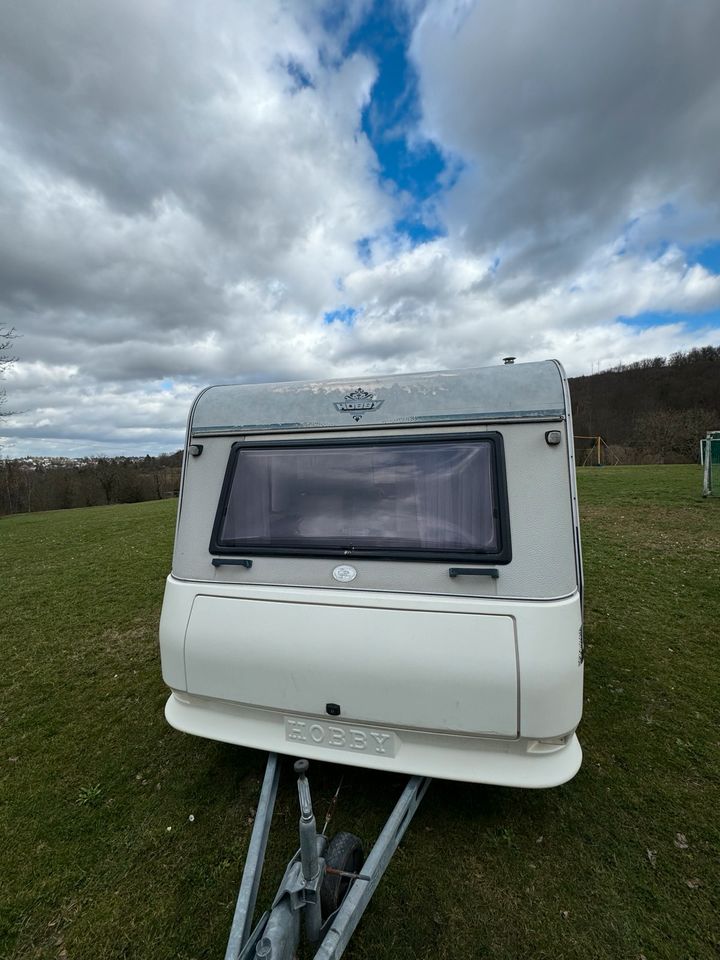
[213,437,507,560]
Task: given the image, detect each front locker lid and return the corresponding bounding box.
[184,596,518,737]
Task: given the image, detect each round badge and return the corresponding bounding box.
[332,564,357,583]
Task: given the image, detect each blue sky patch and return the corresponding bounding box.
[284,58,314,91]
[356,236,373,264]
[393,217,444,245]
[618,307,720,331]
[686,239,720,275]
[324,306,359,325]
[342,2,450,245]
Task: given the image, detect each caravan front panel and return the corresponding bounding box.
[160,360,584,787]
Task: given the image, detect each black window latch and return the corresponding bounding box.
[448,567,499,578]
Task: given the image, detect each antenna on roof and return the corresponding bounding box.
[502,356,516,365]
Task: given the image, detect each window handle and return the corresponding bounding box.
[212,558,253,569]
[448,567,499,578]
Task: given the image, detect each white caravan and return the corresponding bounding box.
[160,360,584,788]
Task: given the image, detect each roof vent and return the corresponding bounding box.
[502,356,516,365]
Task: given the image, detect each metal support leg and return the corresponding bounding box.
[225,753,281,960]
[313,775,432,960]
[295,759,324,944]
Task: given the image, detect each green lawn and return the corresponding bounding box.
[2,466,718,959]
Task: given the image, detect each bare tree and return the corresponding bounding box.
[635,407,716,463]
[96,458,120,505]
[0,326,19,433]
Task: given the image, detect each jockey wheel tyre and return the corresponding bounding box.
[320,831,364,918]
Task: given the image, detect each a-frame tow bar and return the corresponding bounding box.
[223,753,431,960]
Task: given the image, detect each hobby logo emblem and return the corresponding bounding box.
[334,387,384,422]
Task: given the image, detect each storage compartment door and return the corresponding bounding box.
[184,596,518,737]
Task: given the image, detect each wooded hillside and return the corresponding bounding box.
[569,345,720,463]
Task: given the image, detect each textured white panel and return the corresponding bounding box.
[184,595,518,736]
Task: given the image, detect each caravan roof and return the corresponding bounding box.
[189,360,567,436]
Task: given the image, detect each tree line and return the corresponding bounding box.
[604,344,720,372]
[0,453,182,516]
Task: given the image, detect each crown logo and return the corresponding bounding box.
[334,387,384,422]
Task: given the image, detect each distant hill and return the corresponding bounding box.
[569,345,720,462]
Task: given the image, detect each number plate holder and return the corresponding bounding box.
[284,716,397,757]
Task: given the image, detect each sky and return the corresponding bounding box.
[1,0,719,458]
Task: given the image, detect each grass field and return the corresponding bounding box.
[2,465,718,959]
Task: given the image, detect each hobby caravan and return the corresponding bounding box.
[159,360,584,788]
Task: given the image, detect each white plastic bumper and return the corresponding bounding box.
[165,692,582,789]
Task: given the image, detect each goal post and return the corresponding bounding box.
[573,435,620,467]
[702,431,720,497]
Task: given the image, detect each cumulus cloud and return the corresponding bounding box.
[411,0,720,280]
[0,0,395,453]
[334,238,720,372]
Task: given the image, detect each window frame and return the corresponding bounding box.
[209,431,512,564]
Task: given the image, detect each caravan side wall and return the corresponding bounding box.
[160,361,584,787]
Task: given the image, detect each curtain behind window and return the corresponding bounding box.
[217,439,499,555]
